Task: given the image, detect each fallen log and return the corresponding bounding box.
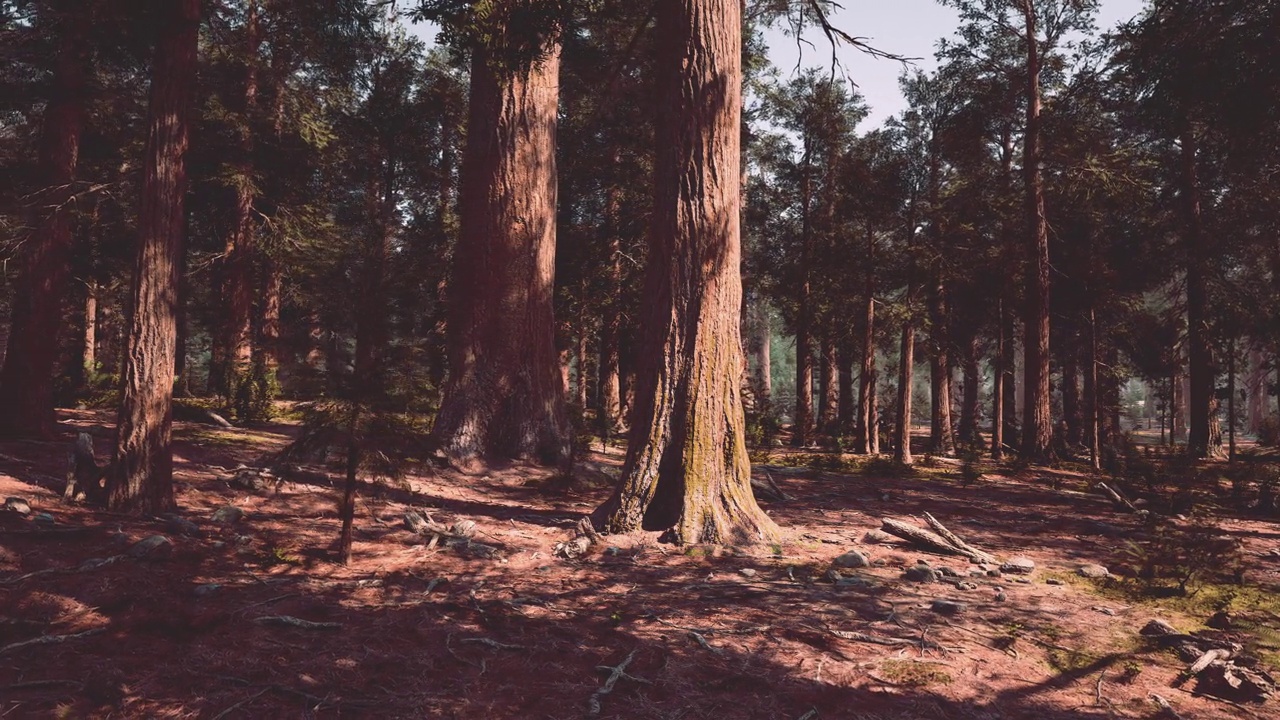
[922,512,999,564]
[1178,648,1231,684]
[880,518,984,563]
[751,470,790,502]
[1096,482,1137,513]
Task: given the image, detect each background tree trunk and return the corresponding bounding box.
[105,0,200,512]
[1183,126,1213,458]
[592,0,778,545]
[820,335,838,435]
[0,0,89,438]
[432,42,571,469]
[895,315,915,466]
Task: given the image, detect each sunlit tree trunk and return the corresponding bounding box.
[105,0,200,512]
[0,0,89,438]
[819,335,838,435]
[432,40,571,469]
[958,334,979,445]
[592,0,778,544]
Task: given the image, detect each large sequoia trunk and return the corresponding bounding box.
[105,0,200,512]
[432,41,571,469]
[1021,4,1052,460]
[0,1,89,438]
[592,0,778,545]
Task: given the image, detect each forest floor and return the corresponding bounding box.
[2,409,1279,719]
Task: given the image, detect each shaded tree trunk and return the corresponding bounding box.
[599,181,623,430]
[929,290,954,455]
[1062,331,1082,446]
[1247,344,1266,434]
[992,299,1006,459]
[0,0,89,438]
[1182,126,1213,458]
[753,302,772,404]
[1021,3,1052,460]
[837,341,854,434]
[793,133,814,447]
[895,314,915,466]
[592,0,778,544]
[857,224,876,454]
[82,280,98,382]
[105,0,200,512]
[432,41,571,469]
[214,0,261,395]
[958,333,979,445]
[819,335,838,435]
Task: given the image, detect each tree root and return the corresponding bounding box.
[0,628,106,656]
[588,649,649,716]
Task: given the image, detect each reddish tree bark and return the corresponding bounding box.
[432,40,571,469]
[1182,126,1213,457]
[819,335,838,435]
[105,0,200,512]
[1021,2,1052,460]
[0,1,89,438]
[857,225,876,454]
[592,0,778,544]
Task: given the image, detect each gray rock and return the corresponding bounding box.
[1046,578,1065,586]
[833,550,870,569]
[930,599,967,615]
[211,506,244,525]
[995,591,1008,602]
[987,569,1003,578]
[1000,557,1036,575]
[194,583,221,597]
[33,512,55,524]
[936,566,961,578]
[4,497,31,515]
[128,534,173,560]
[826,568,844,582]
[969,569,987,578]
[605,546,622,557]
[165,516,201,536]
[1013,577,1031,584]
[739,568,757,578]
[835,576,876,589]
[903,565,939,583]
[954,581,979,591]
[1078,564,1109,579]
[862,530,893,544]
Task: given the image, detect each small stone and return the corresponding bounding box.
[833,550,870,569]
[936,566,960,578]
[739,568,757,578]
[862,530,893,544]
[1046,578,1064,586]
[194,583,221,597]
[931,599,967,615]
[1207,611,1233,630]
[987,569,1002,578]
[1140,619,1178,637]
[211,506,244,525]
[903,565,939,583]
[969,569,986,578]
[234,534,253,546]
[165,516,201,537]
[1013,577,1031,584]
[1000,557,1036,575]
[1078,564,1109,579]
[995,591,1008,602]
[605,546,622,557]
[128,535,173,560]
[4,497,31,515]
[826,569,843,582]
[954,581,979,591]
[836,576,876,589]
[33,512,55,524]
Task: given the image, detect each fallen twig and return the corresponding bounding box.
[253,615,342,630]
[922,512,999,564]
[0,555,122,586]
[0,679,84,692]
[212,687,271,720]
[588,649,648,716]
[0,628,106,656]
[688,631,723,655]
[1150,692,1183,719]
[459,637,525,651]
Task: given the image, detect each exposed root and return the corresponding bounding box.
[253,615,342,630]
[588,649,649,716]
[0,629,106,656]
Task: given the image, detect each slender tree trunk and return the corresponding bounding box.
[1021,3,1052,460]
[599,179,623,430]
[0,0,89,438]
[793,136,814,447]
[754,302,772,404]
[858,224,876,454]
[215,0,261,394]
[1228,337,1236,462]
[82,280,98,381]
[576,325,590,410]
[260,257,282,375]
[105,0,199,512]
[432,40,571,469]
[592,0,778,544]
[929,298,954,455]
[1088,307,1100,469]
[895,313,915,466]
[1062,332,1082,446]
[1247,344,1266,434]
[992,298,1005,460]
[869,361,880,454]
[959,333,979,445]
[837,341,854,435]
[1182,126,1213,458]
[1172,359,1185,442]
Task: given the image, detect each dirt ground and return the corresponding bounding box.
[2,410,1278,719]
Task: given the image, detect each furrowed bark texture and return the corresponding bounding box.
[593,0,778,545]
[433,43,571,469]
[106,0,200,512]
[0,1,89,438]
[1021,4,1052,460]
